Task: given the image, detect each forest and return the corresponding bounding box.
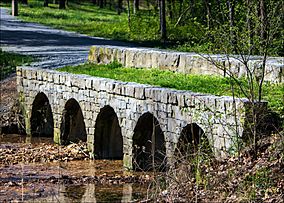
[4,0,284,56]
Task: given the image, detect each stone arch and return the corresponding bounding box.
[133,112,166,171]
[60,98,87,145]
[30,92,54,137]
[94,105,123,159]
[175,123,212,158]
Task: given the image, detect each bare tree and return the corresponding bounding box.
[159,0,167,42]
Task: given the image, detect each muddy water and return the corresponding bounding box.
[0,135,152,202]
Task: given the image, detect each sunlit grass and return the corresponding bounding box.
[58,62,284,114]
[16,1,133,41]
[2,0,203,49]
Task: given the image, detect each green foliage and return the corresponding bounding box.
[242,167,274,200]
[0,49,33,80]
[262,83,284,115]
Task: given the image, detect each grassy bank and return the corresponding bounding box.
[0,49,33,80]
[58,62,284,115]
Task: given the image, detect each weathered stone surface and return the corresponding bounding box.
[89,45,283,83]
[18,66,267,170]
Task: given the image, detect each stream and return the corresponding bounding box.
[0,134,152,202]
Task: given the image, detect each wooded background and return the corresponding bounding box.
[6,0,284,56]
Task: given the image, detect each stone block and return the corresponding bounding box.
[124,85,135,97]
[113,82,122,95]
[47,72,53,82]
[134,86,145,99]
[168,91,177,104]
[85,78,92,89]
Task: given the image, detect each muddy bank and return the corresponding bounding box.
[0,160,152,202]
[0,134,90,165]
[0,134,153,202]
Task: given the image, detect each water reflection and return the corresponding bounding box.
[38,183,147,202]
[0,135,150,202]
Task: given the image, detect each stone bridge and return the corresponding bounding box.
[17,66,267,170]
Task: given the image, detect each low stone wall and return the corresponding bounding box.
[88,45,283,83]
[17,66,267,169]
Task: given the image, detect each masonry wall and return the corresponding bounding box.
[17,66,267,169]
[88,45,283,83]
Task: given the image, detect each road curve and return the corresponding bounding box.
[0,7,136,69]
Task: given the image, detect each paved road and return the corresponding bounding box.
[0,7,135,69]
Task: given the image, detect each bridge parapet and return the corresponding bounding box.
[89,45,283,83]
[17,66,267,170]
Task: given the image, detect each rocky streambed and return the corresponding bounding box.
[0,134,152,202]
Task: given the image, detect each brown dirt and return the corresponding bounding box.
[159,133,284,202]
[0,75,22,133]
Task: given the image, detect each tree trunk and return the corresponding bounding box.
[259,0,267,42]
[217,0,224,23]
[12,0,18,16]
[133,0,139,14]
[21,0,28,4]
[178,0,183,17]
[99,0,103,8]
[204,0,211,29]
[246,0,253,54]
[227,0,236,51]
[160,0,167,42]
[167,0,173,20]
[59,0,66,9]
[109,0,112,9]
[44,0,49,7]
[127,0,131,28]
[117,0,123,15]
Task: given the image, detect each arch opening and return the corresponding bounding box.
[31,92,54,137]
[175,123,212,158]
[60,99,87,145]
[133,112,166,171]
[94,106,123,159]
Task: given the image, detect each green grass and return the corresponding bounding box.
[58,62,284,115]
[1,0,205,50]
[0,49,34,80]
[16,1,144,42]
